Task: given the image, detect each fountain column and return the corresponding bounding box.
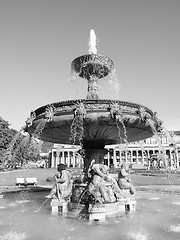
[82,141,108,168]
[86,76,99,100]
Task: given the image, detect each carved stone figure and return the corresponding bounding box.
[117,163,136,195]
[88,158,121,203]
[46,164,73,200]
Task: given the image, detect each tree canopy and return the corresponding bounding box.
[0,117,41,168]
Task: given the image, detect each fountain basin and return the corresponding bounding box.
[1,188,180,240]
[26,99,160,145]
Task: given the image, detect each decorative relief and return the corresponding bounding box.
[25,111,36,128]
[85,103,109,110]
[74,101,86,117]
[108,102,123,121]
[120,105,137,113]
[136,106,151,122]
[123,115,139,123]
[45,104,56,122]
[153,112,163,133]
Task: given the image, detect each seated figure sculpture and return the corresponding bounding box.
[46,163,73,200]
[117,163,136,195]
[88,157,121,203]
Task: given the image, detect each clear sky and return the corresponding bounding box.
[0,0,180,131]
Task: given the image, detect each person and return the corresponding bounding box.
[46,163,73,200]
[117,163,136,195]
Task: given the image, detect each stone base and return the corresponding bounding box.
[88,204,106,222]
[50,199,68,214]
[125,199,136,212]
[88,198,136,222]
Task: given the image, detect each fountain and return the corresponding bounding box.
[24,30,163,221]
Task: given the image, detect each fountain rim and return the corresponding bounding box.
[26,98,160,145]
[33,99,155,117]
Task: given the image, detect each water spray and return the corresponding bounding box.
[88,29,97,54]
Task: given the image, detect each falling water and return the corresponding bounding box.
[7,128,28,166]
[69,115,84,146]
[139,141,146,156]
[163,125,175,144]
[115,119,123,143]
[8,127,25,153]
[147,119,165,152]
[32,119,47,139]
[115,117,128,145]
[99,68,120,100]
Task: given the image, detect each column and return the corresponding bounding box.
[136,150,138,164]
[67,151,70,167]
[73,151,76,167]
[125,150,128,163]
[176,148,179,168]
[142,150,144,165]
[130,150,133,164]
[51,150,55,168]
[107,150,110,167]
[62,149,65,164]
[119,146,122,166]
[56,145,61,167]
[170,151,173,169]
[113,147,117,168]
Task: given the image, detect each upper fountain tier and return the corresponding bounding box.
[71,54,114,80]
[71,29,115,100]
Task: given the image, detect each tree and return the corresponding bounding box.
[0,117,18,164]
[0,117,41,168]
[7,134,41,168]
[40,141,53,153]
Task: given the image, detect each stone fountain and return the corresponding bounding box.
[25,30,163,221]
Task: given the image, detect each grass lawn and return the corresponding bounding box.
[0,168,82,187]
[1,168,180,187]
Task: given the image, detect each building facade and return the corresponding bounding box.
[48,144,83,168]
[48,131,180,169]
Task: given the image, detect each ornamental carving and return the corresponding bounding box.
[74,102,86,117]
[108,102,124,122]
[45,104,56,122]
[123,115,139,123]
[136,106,151,122]
[153,111,163,133]
[25,111,36,127]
